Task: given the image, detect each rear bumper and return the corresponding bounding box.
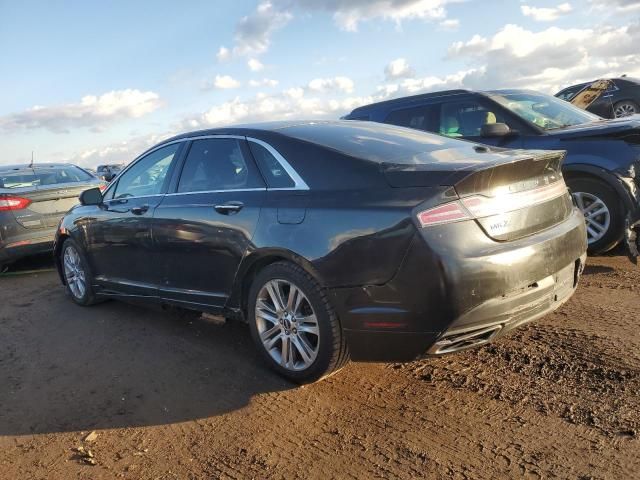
[330,208,588,361]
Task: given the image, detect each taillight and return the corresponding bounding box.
[0,196,31,211]
[98,184,107,191]
[417,202,472,227]
[417,181,568,227]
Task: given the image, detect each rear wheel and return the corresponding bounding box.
[613,100,639,118]
[566,177,624,254]
[61,238,98,306]
[248,262,349,383]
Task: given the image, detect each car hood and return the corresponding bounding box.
[547,115,640,140]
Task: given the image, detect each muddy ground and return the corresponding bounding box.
[0,253,638,479]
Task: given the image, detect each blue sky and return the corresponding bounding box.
[1,0,638,166]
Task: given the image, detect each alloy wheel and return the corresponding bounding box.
[573,191,610,244]
[255,279,320,371]
[614,102,637,118]
[63,246,86,299]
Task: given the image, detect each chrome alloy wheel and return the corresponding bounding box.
[63,245,86,299]
[255,279,320,371]
[573,191,611,244]
[614,102,637,118]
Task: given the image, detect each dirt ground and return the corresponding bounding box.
[0,253,638,479]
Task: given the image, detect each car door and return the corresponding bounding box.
[153,136,266,309]
[86,143,183,296]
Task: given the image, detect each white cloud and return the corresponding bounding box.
[521,3,572,21]
[213,74,241,89]
[0,89,162,134]
[439,18,459,30]
[295,0,454,32]
[248,58,264,72]
[384,58,414,80]
[216,46,231,62]
[590,0,640,12]
[228,0,456,56]
[440,21,640,93]
[308,76,355,93]
[249,78,279,87]
[233,1,293,56]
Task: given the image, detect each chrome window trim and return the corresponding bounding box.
[102,133,310,199]
[245,137,309,191]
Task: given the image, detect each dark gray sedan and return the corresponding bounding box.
[0,163,105,269]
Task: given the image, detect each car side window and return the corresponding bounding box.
[437,100,512,137]
[557,87,581,101]
[248,141,295,189]
[384,105,438,132]
[177,138,264,193]
[113,144,180,199]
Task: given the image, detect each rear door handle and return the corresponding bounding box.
[131,205,150,215]
[214,202,244,215]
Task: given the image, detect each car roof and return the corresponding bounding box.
[155,119,407,146]
[346,88,550,116]
[347,89,473,115]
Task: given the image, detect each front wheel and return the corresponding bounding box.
[61,238,98,306]
[248,262,349,383]
[567,177,624,254]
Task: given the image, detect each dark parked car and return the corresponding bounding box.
[0,163,105,269]
[54,121,587,382]
[556,77,640,118]
[344,89,640,254]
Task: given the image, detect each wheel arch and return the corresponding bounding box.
[226,248,325,321]
[563,164,633,212]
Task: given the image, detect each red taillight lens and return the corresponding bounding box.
[0,196,31,211]
[98,184,107,191]
[417,201,472,227]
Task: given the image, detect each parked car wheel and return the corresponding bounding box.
[613,100,639,118]
[61,239,98,306]
[567,177,623,254]
[248,262,349,383]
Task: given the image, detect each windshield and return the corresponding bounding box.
[0,165,93,189]
[490,92,601,130]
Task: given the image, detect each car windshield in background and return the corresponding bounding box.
[490,92,600,130]
[0,166,93,189]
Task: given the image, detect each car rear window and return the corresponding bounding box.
[0,166,92,189]
[280,121,466,165]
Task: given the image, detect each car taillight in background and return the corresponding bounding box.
[0,196,32,212]
[417,181,569,227]
[98,184,107,191]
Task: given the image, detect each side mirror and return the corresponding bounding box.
[79,187,103,206]
[480,123,512,138]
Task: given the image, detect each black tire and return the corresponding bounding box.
[60,238,99,306]
[613,100,639,118]
[247,261,349,383]
[566,177,624,254]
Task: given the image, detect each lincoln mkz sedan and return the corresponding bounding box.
[55,121,587,382]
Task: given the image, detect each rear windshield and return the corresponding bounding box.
[281,121,469,164]
[0,166,93,189]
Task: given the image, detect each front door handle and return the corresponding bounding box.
[214,202,244,215]
[131,205,150,215]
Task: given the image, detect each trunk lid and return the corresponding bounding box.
[383,147,573,241]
